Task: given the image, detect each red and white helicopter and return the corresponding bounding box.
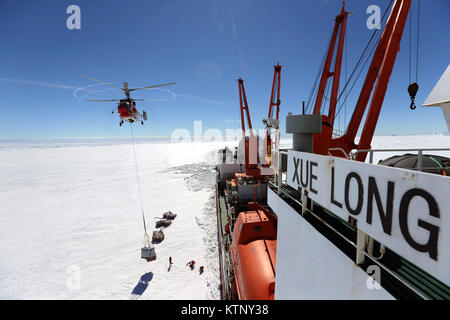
[78,74,175,126]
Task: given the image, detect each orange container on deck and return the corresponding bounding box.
[230,209,277,300]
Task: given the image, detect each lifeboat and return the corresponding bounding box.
[230,205,277,300]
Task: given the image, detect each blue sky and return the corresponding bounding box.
[0,0,449,139]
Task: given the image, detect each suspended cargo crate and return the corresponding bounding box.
[141,246,156,262]
[141,233,156,262]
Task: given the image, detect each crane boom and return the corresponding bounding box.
[330,0,412,161]
[238,78,258,175]
[268,63,282,120]
[354,0,411,161]
[312,3,349,155]
[263,63,282,166]
[309,0,411,162]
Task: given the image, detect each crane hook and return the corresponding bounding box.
[408,82,419,110]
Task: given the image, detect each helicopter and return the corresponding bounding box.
[78,74,175,126]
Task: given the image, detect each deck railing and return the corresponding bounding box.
[352,147,450,171]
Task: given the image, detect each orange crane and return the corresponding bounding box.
[263,63,282,167]
[311,3,349,156]
[237,65,281,178]
[237,78,260,177]
[311,0,412,162]
[336,0,412,162]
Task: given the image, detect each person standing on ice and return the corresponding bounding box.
[169,256,173,265]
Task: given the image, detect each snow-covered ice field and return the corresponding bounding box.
[0,135,449,299]
[0,140,232,300]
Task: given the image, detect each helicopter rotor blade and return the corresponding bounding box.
[77,74,123,90]
[85,99,145,102]
[128,82,176,92]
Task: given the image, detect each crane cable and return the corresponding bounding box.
[408,0,420,110]
[305,31,332,114]
[129,123,151,247]
[307,0,393,117]
[334,0,394,120]
[416,0,420,84]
